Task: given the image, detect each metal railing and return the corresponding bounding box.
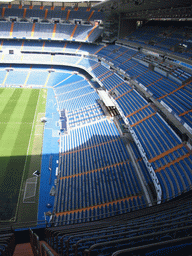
[29,229,56,256]
[111,236,192,256]
[29,228,40,256]
[41,243,55,256]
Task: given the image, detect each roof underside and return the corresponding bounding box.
[94,0,192,13]
[0,0,191,14]
[0,0,105,7]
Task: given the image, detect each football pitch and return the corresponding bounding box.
[0,87,46,222]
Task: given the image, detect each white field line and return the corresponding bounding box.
[15,89,41,220]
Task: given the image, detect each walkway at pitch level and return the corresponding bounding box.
[37,87,60,222]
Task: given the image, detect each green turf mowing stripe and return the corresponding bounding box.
[0,124,22,159]
[0,89,15,114]
[0,89,33,158]
[0,89,23,141]
[22,89,40,123]
[8,89,34,124]
[0,155,26,220]
[11,90,40,156]
[0,88,4,95]
[0,89,40,221]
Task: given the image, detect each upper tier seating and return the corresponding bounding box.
[0,21,102,42]
[92,44,192,130]
[0,39,102,54]
[120,23,192,60]
[0,5,104,21]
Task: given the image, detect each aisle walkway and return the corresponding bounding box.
[13,243,33,256]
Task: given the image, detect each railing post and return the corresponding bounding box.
[41,243,55,256]
[29,228,40,256]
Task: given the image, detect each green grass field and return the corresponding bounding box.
[0,87,44,221]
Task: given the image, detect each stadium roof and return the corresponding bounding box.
[94,0,192,12]
[0,0,106,4]
[1,0,191,13]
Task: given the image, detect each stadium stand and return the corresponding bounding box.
[54,78,100,110]
[0,5,104,21]
[120,21,192,60]
[0,1,192,255]
[0,21,103,42]
[67,103,106,128]
[54,118,146,224]
[43,191,192,256]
